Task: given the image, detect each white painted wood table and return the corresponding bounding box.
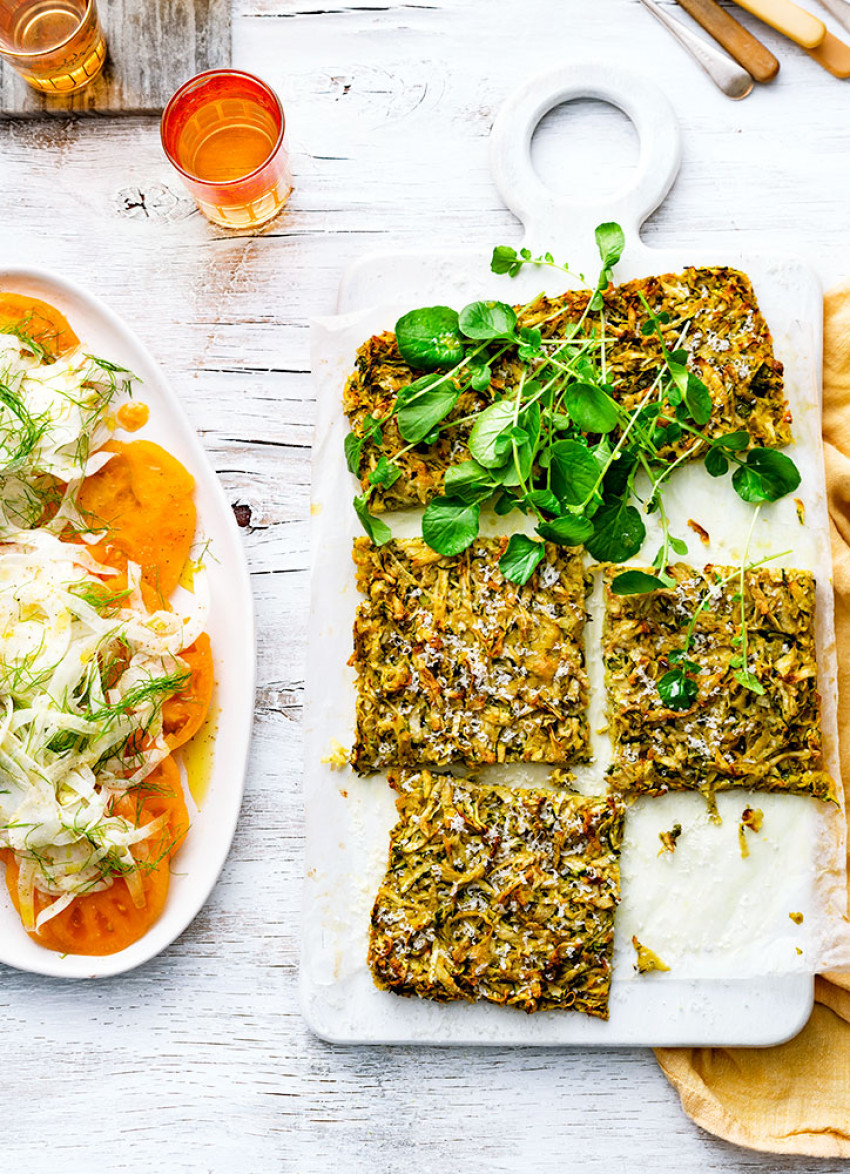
[2,1,850,1169]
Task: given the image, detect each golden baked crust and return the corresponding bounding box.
[603,563,835,801]
[344,267,790,511]
[368,769,624,1017]
[350,538,590,773]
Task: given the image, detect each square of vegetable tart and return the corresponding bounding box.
[345,267,789,512]
[368,769,624,1017]
[350,537,590,772]
[603,563,835,801]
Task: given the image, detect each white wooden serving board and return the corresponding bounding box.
[0,269,255,979]
[303,65,847,1045]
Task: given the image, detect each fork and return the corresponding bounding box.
[637,0,755,98]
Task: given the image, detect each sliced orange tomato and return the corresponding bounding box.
[2,756,188,956]
[0,292,79,358]
[75,439,197,601]
[77,547,163,615]
[112,754,189,857]
[163,633,215,750]
[0,299,213,957]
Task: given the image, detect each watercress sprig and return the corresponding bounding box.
[638,531,790,711]
[344,225,802,584]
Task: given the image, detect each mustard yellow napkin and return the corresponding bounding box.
[654,286,850,1157]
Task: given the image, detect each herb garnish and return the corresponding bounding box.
[345,226,801,584]
[646,511,790,709]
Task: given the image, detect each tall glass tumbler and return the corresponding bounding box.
[0,0,106,93]
[161,70,292,230]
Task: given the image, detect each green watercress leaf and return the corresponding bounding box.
[500,402,541,485]
[732,448,801,503]
[733,667,765,695]
[421,496,480,555]
[443,459,496,503]
[518,326,542,361]
[395,306,464,370]
[459,300,517,341]
[704,447,729,477]
[654,420,682,446]
[610,569,665,596]
[549,439,600,506]
[469,364,492,391]
[643,309,671,333]
[499,534,546,584]
[549,412,575,433]
[353,495,391,545]
[595,222,625,268]
[524,488,561,514]
[657,667,698,711]
[396,374,459,444]
[344,432,363,475]
[715,430,749,451]
[585,499,646,562]
[491,245,521,277]
[590,221,626,310]
[600,448,637,498]
[684,372,712,425]
[362,413,383,444]
[666,358,689,399]
[563,382,620,434]
[468,400,516,468]
[537,513,594,546]
[368,456,401,488]
[494,490,520,516]
[669,536,688,556]
[668,649,701,673]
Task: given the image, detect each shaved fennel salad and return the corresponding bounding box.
[0,298,210,953]
[0,331,130,533]
[0,531,203,931]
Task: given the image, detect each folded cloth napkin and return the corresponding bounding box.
[654,284,850,1157]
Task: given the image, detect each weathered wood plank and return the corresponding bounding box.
[0,0,231,115]
[0,0,848,1169]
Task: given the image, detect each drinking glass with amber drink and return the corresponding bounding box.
[0,0,106,93]
[161,70,292,230]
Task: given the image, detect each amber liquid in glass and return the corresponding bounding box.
[0,0,106,93]
[174,93,290,228]
[182,100,278,183]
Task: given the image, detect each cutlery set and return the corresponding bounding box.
[639,0,850,94]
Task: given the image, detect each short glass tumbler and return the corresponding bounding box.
[161,70,292,230]
[0,0,106,93]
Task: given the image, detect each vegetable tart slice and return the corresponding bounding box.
[350,537,590,772]
[603,563,835,801]
[345,267,789,512]
[369,769,624,1017]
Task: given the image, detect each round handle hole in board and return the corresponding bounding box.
[531,98,640,205]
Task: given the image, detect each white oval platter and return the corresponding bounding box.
[0,268,255,979]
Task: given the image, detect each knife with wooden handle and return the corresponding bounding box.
[732,0,826,48]
[807,30,850,76]
[676,0,780,81]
